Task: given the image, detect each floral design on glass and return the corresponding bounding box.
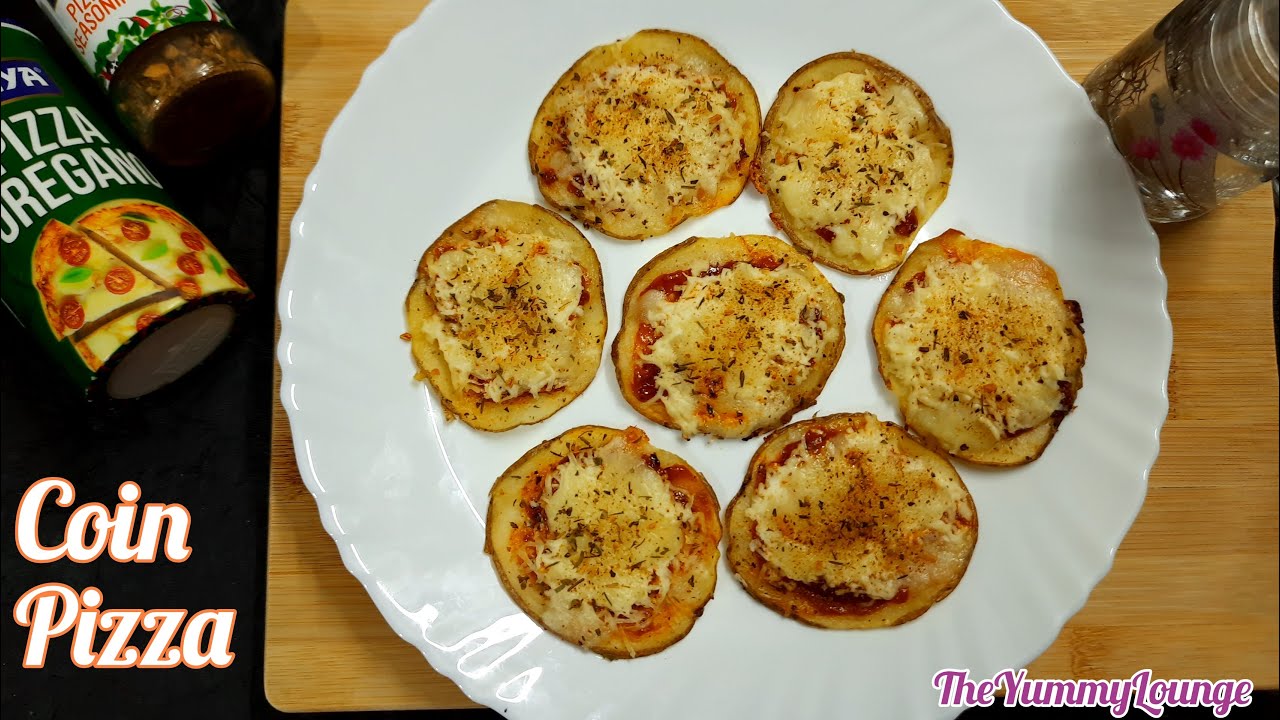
[1126,116,1219,198]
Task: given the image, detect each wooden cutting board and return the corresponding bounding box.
[266,0,1279,712]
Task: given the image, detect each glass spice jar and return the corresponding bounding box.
[36,1,276,167]
[110,22,277,166]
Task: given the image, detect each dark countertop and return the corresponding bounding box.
[1,1,282,717]
[1,1,1275,719]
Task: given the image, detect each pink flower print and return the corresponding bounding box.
[1190,118,1218,146]
[1171,127,1206,161]
[1129,137,1160,160]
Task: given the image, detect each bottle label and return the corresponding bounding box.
[36,0,234,90]
[1,22,250,396]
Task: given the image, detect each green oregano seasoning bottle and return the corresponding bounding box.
[36,0,276,166]
[1,21,250,399]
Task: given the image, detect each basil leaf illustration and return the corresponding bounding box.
[59,267,93,284]
[207,253,224,275]
[141,241,168,260]
[121,212,153,222]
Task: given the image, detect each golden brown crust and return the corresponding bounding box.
[872,230,1086,465]
[611,234,845,439]
[529,29,761,239]
[725,413,977,629]
[405,200,606,431]
[754,51,953,275]
[485,425,720,659]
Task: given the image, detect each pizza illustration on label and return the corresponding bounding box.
[28,200,248,372]
[76,201,245,300]
[32,220,165,338]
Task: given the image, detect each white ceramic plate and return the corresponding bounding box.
[278,0,1170,717]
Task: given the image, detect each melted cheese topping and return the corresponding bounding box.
[766,70,946,266]
[529,437,694,641]
[880,258,1080,454]
[641,262,831,437]
[741,424,973,600]
[422,235,584,402]
[556,64,746,224]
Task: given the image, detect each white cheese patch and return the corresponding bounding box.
[641,262,830,437]
[561,64,746,220]
[530,437,693,639]
[423,235,584,402]
[741,426,973,600]
[767,70,946,266]
[881,258,1078,453]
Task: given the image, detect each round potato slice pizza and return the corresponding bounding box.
[486,425,721,659]
[726,413,977,629]
[613,234,845,439]
[405,200,606,431]
[529,29,761,239]
[873,230,1086,465]
[754,52,952,275]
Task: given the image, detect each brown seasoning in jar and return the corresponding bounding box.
[111,23,276,166]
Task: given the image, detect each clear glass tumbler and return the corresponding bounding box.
[1084,0,1279,222]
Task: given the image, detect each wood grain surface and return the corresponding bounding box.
[266,0,1279,712]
